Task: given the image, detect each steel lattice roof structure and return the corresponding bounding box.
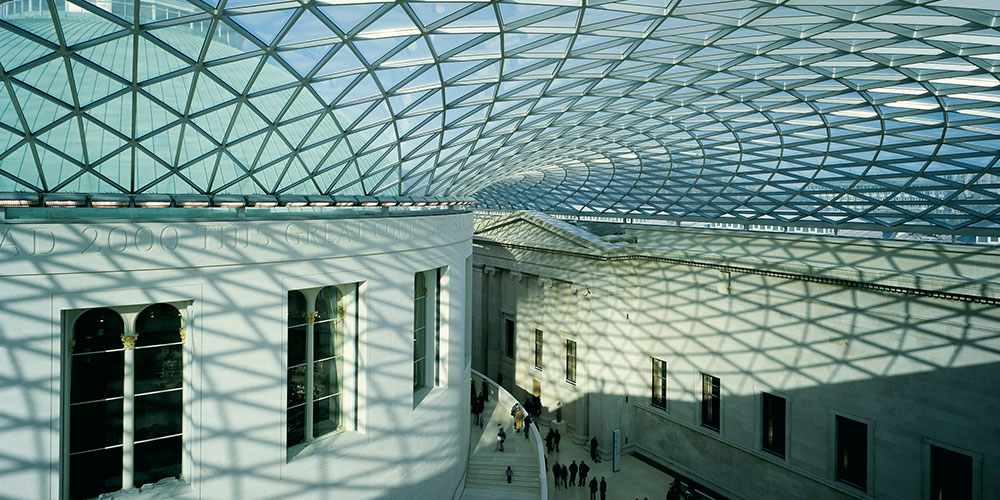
[1,0,999,233]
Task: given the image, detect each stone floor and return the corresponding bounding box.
[536,422,675,500]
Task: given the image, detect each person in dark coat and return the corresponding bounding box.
[590,436,599,461]
[578,460,589,487]
[506,466,512,484]
[561,464,569,488]
[569,460,578,486]
[553,429,561,452]
[599,476,607,500]
[481,379,488,402]
[545,429,554,453]
[552,462,560,488]
[589,477,598,500]
[524,414,532,438]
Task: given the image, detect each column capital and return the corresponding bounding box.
[509,271,522,282]
[570,283,590,296]
[537,277,553,289]
[483,265,496,276]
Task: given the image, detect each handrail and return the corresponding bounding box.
[472,369,547,500]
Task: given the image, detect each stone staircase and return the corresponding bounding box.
[464,454,540,497]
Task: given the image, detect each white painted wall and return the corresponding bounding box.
[0,211,472,500]
[473,213,1000,500]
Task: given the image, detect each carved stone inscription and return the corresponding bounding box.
[0,216,469,260]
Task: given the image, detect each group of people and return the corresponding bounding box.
[543,427,561,453]
[549,460,606,499]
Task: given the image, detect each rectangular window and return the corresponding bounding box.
[565,339,577,384]
[533,329,543,369]
[65,304,186,500]
[651,358,667,409]
[761,392,786,458]
[836,415,868,491]
[701,374,720,431]
[413,271,430,392]
[504,318,515,359]
[288,286,354,449]
[930,445,973,500]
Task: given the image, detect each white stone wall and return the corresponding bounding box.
[473,216,1000,500]
[0,211,472,500]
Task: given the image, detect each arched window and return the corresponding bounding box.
[68,308,125,500]
[133,304,183,486]
[66,304,186,500]
[287,286,347,448]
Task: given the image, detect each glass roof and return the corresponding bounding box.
[1,0,999,231]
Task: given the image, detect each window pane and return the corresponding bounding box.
[313,357,342,400]
[73,308,124,354]
[701,374,720,431]
[288,290,308,326]
[413,358,426,390]
[70,399,123,453]
[135,390,183,442]
[134,436,182,487]
[314,318,343,361]
[313,394,341,437]
[71,351,124,403]
[288,325,307,367]
[69,447,122,500]
[504,318,514,358]
[762,393,785,458]
[135,345,182,394]
[315,286,343,323]
[135,303,182,347]
[930,445,972,500]
[287,406,305,447]
[414,327,427,359]
[288,365,307,407]
[836,416,867,490]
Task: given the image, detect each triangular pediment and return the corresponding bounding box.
[474,211,613,252]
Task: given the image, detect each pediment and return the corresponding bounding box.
[474,211,612,252]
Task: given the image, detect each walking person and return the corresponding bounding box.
[589,477,598,500]
[552,461,560,488]
[496,424,506,452]
[545,429,554,453]
[561,464,569,488]
[569,460,578,486]
[481,379,489,402]
[599,476,607,500]
[554,429,561,452]
[523,413,532,438]
[506,466,512,484]
[590,436,599,461]
[514,405,524,431]
[578,460,589,487]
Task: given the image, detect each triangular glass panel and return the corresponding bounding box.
[179,155,216,189]
[190,74,237,114]
[145,72,195,115]
[0,35,53,71]
[233,9,297,46]
[37,142,83,190]
[145,25,208,63]
[249,87,296,124]
[86,92,132,135]
[5,2,59,43]
[283,88,323,120]
[39,117,86,164]
[134,92,179,138]
[77,36,132,82]
[359,5,416,35]
[248,57,298,94]
[18,57,74,106]
[316,3,384,34]
[71,60,126,107]
[352,37,410,66]
[338,73,382,105]
[136,36,189,82]
[178,126,219,166]
[227,105,270,141]
[280,9,338,46]
[0,144,42,190]
[81,117,126,162]
[314,46,366,78]
[203,27,258,61]
[207,55,262,95]
[279,44,338,77]
[11,84,70,133]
